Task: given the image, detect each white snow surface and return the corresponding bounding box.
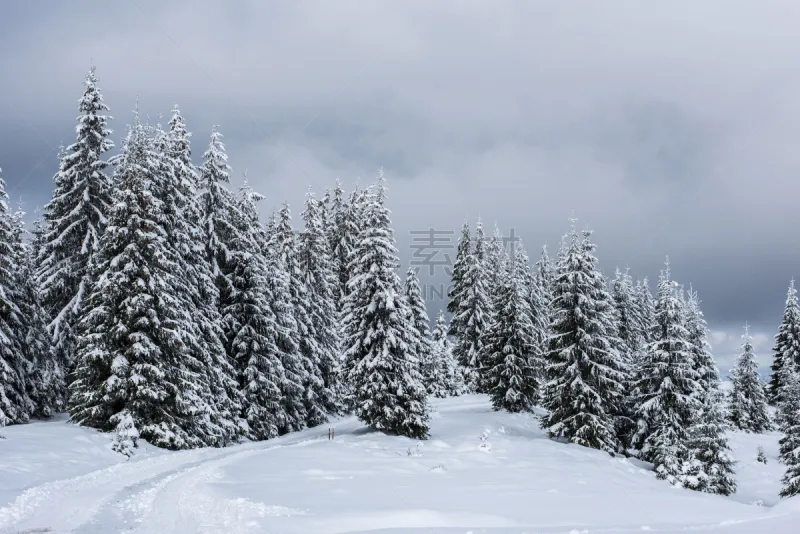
[0,396,797,533]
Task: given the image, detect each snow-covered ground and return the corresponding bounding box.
[0,395,797,534]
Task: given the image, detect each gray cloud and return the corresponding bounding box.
[1,0,798,374]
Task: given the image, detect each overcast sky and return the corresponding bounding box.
[1,1,798,372]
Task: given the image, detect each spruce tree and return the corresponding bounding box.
[166,112,243,446]
[0,172,32,426]
[685,288,721,403]
[447,221,471,335]
[404,267,435,396]
[770,280,800,405]
[611,268,640,448]
[540,222,626,454]
[486,223,508,307]
[430,310,464,397]
[265,213,307,434]
[69,119,212,452]
[225,190,285,441]
[14,213,63,419]
[683,389,737,495]
[327,179,351,311]
[728,325,772,433]
[482,252,537,413]
[37,66,114,371]
[452,220,491,392]
[199,127,241,320]
[276,202,328,428]
[343,174,429,438]
[634,278,656,349]
[535,245,554,297]
[633,260,700,483]
[779,370,800,498]
[298,190,342,415]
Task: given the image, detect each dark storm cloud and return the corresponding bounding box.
[1,0,799,372]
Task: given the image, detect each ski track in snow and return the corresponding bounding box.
[0,433,321,534]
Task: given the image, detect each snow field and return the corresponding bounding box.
[0,395,797,534]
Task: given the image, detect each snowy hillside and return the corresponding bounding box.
[0,395,797,534]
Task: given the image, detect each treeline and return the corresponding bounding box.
[447,216,800,498]
[0,67,458,452]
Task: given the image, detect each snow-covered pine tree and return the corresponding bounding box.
[452,219,491,393]
[611,267,640,449]
[326,179,350,311]
[682,388,737,495]
[779,370,800,497]
[225,186,285,441]
[0,172,32,426]
[298,189,342,415]
[540,222,626,454]
[165,111,243,446]
[276,202,329,428]
[13,211,63,419]
[770,280,800,405]
[404,266,435,396]
[535,245,554,296]
[447,221,471,336]
[486,223,508,307]
[634,278,656,349]
[430,310,464,397]
[199,127,243,322]
[632,260,700,483]
[482,248,537,413]
[37,66,114,372]
[685,288,721,403]
[343,173,429,438]
[728,324,772,433]
[69,117,214,451]
[514,240,546,387]
[265,212,307,434]
[338,185,367,301]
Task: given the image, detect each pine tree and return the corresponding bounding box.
[166,112,243,446]
[770,280,800,405]
[225,189,285,441]
[728,325,772,433]
[14,213,63,419]
[683,389,737,495]
[37,66,114,371]
[69,118,213,451]
[447,221,471,335]
[633,260,701,483]
[535,245,554,297]
[486,223,508,308]
[0,173,32,426]
[685,288,721,403]
[276,202,329,428]
[199,127,241,321]
[343,173,429,438]
[265,212,307,434]
[778,370,800,497]
[540,222,626,454]
[327,179,351,311]
[298,190,342,415]
[482,252,537,413]
[610,268,640,448]
[430,311,464,397]
[404,267,435,396]
[634,278,656,349]
[451,220,491,392]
